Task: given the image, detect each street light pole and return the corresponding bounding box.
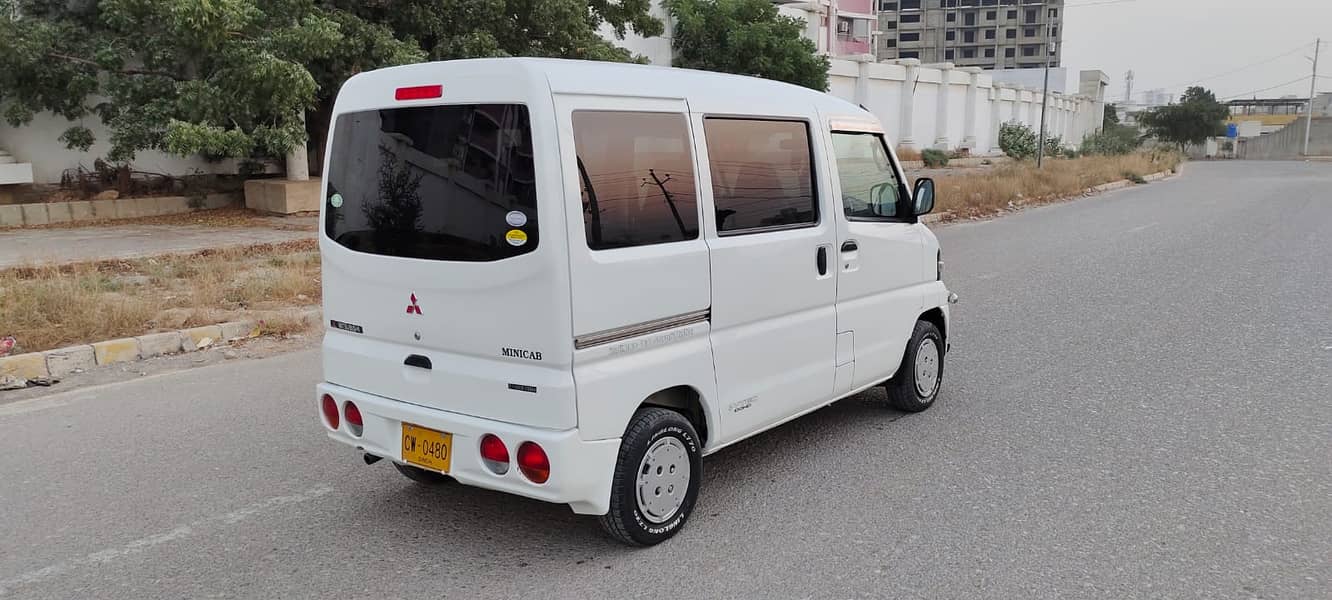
[1036,0,1052,168]
[1304,38,1320,157]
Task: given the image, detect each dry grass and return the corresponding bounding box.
[896,146,923,162]
[1,240,319,353]
[931,151,1182,219]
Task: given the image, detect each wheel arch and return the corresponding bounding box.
[639,385,711,447]
[919,306,946,343]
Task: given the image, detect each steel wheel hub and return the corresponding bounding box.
[914,337,940,397]
[635,437,690,524]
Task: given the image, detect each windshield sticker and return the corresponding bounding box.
[505,210,528,227]
[505,229,528,246]
[329,193,343,208]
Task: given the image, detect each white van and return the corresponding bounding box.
[316,58,955,545]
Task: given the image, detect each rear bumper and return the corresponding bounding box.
[317,382,620,515]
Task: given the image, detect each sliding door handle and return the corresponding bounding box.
[816,246,828,276]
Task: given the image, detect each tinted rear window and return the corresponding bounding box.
[324,104,537,261]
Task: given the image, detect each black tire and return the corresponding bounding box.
[598,407,702,546]
[393,462,452,485]
[885,320,944,412]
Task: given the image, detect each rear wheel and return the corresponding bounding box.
[393,462,452,485]
[599,407,702,546]
[885,320,944,412]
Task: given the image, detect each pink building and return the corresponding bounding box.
[773,0,877,58]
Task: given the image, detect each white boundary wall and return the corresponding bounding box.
[828,56,1105,155]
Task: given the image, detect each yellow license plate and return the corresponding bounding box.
[401,422,452,473]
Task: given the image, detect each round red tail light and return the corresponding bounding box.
[517,442,550,484]
[320,394,339,430]
[343,401,363,436]
[479,434,510,475]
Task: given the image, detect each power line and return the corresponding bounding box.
[1221,76,1312,100]
[1154,42,1313,92]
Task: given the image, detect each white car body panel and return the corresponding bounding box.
[317,58,953,516]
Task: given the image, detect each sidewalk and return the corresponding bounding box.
[0,219,316,268]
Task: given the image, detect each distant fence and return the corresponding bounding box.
[826,57,1105,155]
[1239,117,1332,160]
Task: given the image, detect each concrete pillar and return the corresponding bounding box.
[989,87,1002,152]
[933,63,954,150]
[285,112,310,182]
[1029,92,1040,131]
[898,59,920,148]
[854,56,872,108]
[961,67,982,150]
[1010,87,1023,124]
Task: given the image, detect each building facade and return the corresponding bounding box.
[876,0,1064,70]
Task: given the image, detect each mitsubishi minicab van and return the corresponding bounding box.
[317,58,956,546]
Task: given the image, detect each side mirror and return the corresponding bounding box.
[913,177,936,216]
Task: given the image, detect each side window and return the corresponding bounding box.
[703,118,817,233]
[831,132,903,220]
[572,111,698,250]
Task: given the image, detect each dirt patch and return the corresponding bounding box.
[926,151,1183,220]
[1,240,320,354]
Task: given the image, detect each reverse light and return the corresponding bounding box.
[321,394,339,430]
[395,85,443,101]
[517,442,550,484]
[344,401,363,437]
[479,434,510,475]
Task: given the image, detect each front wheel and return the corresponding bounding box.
[599,407,702,546]
[885,320,944,412]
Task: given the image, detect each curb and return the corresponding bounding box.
[0,308,322,384]
[0,193,240,229]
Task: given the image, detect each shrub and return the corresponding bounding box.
[1123,172,1147,184]
[896,146,922,161]
[1043,136,1064,157]
[1080,124,1142,156]
[921,148,950,168]
[998,121,1037,159]
[1062,147,1080,159]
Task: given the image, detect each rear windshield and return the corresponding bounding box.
[324,104,538,261]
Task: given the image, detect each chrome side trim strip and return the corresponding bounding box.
[574,309,711,350]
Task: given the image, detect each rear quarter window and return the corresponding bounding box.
[324,104,537,261]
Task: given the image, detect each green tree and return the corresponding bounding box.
[667,0,829,91]
[1137,86,1229,152]
[0,0,661,171]
[1104,103,1120,127]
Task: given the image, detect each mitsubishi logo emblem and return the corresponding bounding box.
[406,293,423,315]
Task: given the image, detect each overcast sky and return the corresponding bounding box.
[1060,0,1330,102]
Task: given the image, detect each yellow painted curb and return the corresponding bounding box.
[182,325,224,350]
[92,338,142,365]
[0,352,50,380]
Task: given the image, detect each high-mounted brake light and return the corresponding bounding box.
[395,85,443,101]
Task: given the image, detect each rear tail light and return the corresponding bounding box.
[344,401,363,437]
[479,434,510,475]
[320,394,339,430]
[517,442,550,484]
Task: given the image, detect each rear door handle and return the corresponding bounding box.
[816,246,828,276]
[404,354,432,370]
[841,240,858,252]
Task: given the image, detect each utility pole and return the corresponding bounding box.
[644,169,688,238]
[1036,0,1052,168]
[1304,38,1321,157]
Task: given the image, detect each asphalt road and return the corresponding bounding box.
[2,161,1329,599]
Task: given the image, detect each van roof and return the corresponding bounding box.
[340,57,873,123]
